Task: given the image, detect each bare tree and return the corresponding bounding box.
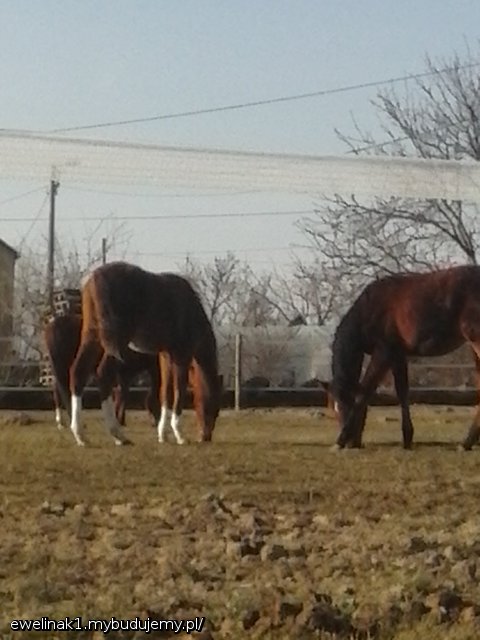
[179,253,282,326]
[298,48,480,293]
[179,251,342,327]
[250,258,340,326]
[179,252,241,324]
[13,222,130,362]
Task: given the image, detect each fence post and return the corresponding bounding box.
[234,333,242,411]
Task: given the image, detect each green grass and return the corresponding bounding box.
[1,405,480,639]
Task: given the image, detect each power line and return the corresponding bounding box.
[17,192,49,248]
[133,246,296,257]
[62,185,264,198]
[0,208,313,223]
[50,62,480,134]
[0,186,45,207]
[346,135,411,154]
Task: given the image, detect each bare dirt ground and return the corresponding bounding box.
[1,405,480,639]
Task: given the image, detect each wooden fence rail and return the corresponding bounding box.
[0,386,476,412]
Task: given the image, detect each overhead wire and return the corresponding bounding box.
[47,62,480,133]
[62,185,264,198]
[16,191,49,248]
[0,186,46,207]
[0,208,314,223]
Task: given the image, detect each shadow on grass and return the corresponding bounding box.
[361,440,471,451]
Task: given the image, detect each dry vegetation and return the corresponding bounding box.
[1,405,480,639]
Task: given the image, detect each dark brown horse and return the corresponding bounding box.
[69,261,221,446]
[44,314,161,430]
[328,265,480,450]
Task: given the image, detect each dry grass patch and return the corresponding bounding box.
[0,405,480,638]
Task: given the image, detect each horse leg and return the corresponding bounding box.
[97,354,132,446]
[146,361,161,427]
[189,362,215,442]
[348,404,368,448]
[336,348,391,449]
[189,362,205,441]
[391,356,414,449]
[69,338,102,446]
[111,385,126,426]
[169,361,188,445]
[157,352,172,443]
[114,366,132,427]
[459,314,480,449]
[51,357,72,429]
[52,382,65,430]
[462,349,480,450]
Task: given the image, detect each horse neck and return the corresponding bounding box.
[331,307,364,401]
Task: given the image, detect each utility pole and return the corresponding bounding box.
[101,237,107,265]
[234,333,243,411]
[47,179,60,314]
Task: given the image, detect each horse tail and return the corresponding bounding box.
[83,269,124,361]
[43,315,81,415]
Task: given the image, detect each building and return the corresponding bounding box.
[215,323,335,388]
[0,239,19,360]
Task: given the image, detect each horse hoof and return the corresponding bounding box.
[115,438,133,446]
[330,443,342,452]
[176,439,185,445]
[460,443,472,452]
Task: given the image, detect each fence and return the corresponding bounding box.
[217,325,477,386]
[0,324,477,410]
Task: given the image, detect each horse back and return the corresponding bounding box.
[362,266,480,354]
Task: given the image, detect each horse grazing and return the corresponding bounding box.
[328,265,480,450]
[69,261,221,446]
[44,314,160,430]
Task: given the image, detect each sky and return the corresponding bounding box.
[1,0,479,278]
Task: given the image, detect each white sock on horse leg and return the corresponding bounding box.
[170,412,184,445]
[101,396,127,445]
[55,408,64,430]
[157,406,170,443]
[70,394,86,446]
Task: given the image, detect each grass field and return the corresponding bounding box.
[1,405,480,639]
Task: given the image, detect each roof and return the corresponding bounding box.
[0,238,19,260]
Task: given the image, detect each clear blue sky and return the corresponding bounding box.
[1,0,479,275]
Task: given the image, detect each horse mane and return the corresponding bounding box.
[331,308,364,400]
[330,270,424,401]
[186,283,220,414]
[330,281,382,402]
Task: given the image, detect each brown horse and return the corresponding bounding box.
[44,314,161,430]
[328,265,480,450]
[69,261,221,446]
